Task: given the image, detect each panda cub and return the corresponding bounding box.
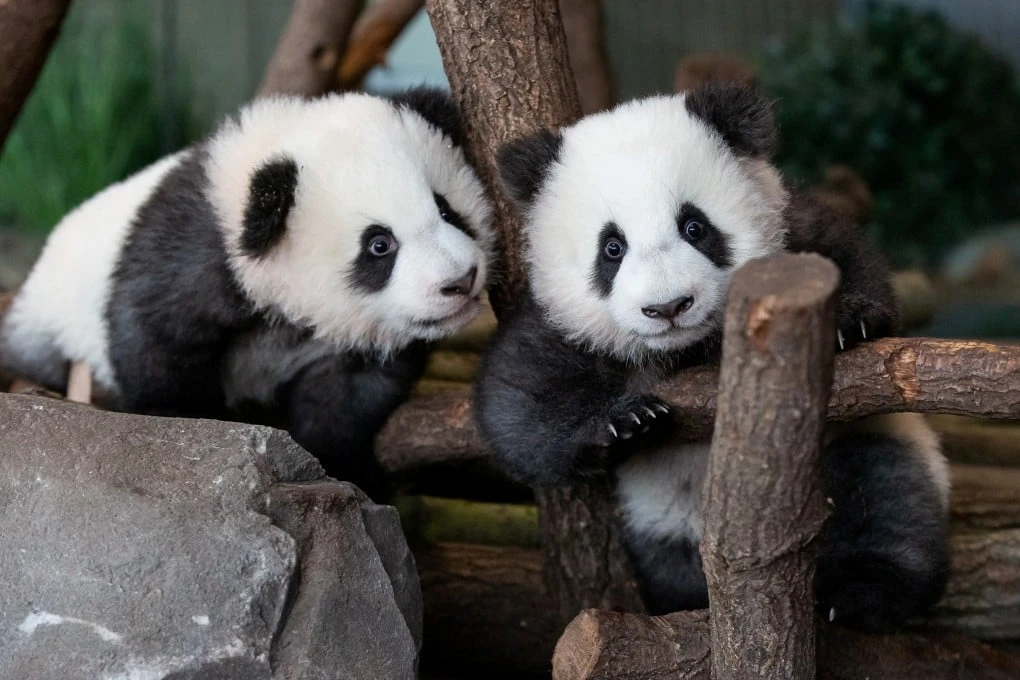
[475,83,949,630]
[1,88,494,499]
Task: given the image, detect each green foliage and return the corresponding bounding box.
[0,3,195,235]
[759,3,1020,267]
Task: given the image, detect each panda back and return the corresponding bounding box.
[0,152,187,391]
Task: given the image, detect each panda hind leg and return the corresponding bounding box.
[817,418,950,631]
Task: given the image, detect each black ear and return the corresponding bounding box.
[241,156,298,258]
[684,82,777,158]
[496,129,563,209]
[390,86,465,147]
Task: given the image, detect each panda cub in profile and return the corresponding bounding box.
[476,83,949,630]
[1,88,494,499]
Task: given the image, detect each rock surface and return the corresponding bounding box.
[0,393,422,679]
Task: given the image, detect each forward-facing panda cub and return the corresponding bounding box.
[1,88,494,499]
[476,83,949,630]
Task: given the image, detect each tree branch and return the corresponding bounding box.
[258,0,365,98]
[0,0,73,152]
[551,609,1020,680]
[336,0,424,91]
[377,338,1020,475]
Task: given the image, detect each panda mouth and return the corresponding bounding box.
[415,296,481,327]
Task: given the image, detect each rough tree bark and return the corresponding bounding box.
[559,0,615,113]
[258,0,365,98]
[0,0,73,152]
[699,253,838,679]
[551,609,1020,680]
[426,0,644,625]
[336,0,424,90]
[376,337,1020,476]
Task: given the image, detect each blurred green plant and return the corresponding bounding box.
[0,3,195,235]
[759,3,1020,267]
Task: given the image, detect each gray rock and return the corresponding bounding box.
[0,394,421,679]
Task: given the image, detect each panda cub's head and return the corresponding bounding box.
[206,88,494,354]
[498,84,789,362]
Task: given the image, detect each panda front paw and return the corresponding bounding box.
[599,394,672,445]
[835,292,896,351]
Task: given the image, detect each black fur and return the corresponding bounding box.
[678,202,732,268]
[241,156,299,257]
[277,340,430,501]
[817,432,950,629]
[348,225,399,293]
[625,534,708,614]
[684,82,777,159]
[475,293,706,487]
[434,192,475,239]
[784,189,900,349]
[107,149,255,417]
[591,222,626,297]
[496,129,563,208]
[106,148,426,500]
[389,86,465,147]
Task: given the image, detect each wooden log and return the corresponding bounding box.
[425,0,643,625]
[405,464,1020,677]
[336,0,424,90]
[700,253,838,680]
[559,0,614,113]
[417,542,557,678]
[0,0,73,151]
[552,609,1020,680]
[930,416,1020,468]
[258,0,365,98]
[376,337,1020,476]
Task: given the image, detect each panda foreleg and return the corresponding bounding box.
[475,304,671,486]
[816,414,950,630]
[280,343,430,501]
[783,192,900,349]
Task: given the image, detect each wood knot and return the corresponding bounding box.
[746,296,777,352]
[884,345,920,403]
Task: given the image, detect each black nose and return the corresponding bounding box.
[642,296,694,320]
[441,266,478,297]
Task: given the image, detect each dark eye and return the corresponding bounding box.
[434,193,452,222]
[603,237,625,260]
[683,219,704,241]
[368,234,396,257]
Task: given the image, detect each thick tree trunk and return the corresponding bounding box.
[559,0,615,113]
[425,0,581,314]
[0,0,73,152]
[336,0,424,90]
[425,0,643,626]
[552,609,1020,680]
[700,253,839,680]
[258,0,365,98]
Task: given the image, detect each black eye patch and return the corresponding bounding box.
[434,192,476,240]
[677,202,732,268]
[590,222,627,297]
[347,225,398,293]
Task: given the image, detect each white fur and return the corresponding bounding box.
[525,95,788,362]
[616,442,709,542]
[1,153,187,391]
[205,92,495,355]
